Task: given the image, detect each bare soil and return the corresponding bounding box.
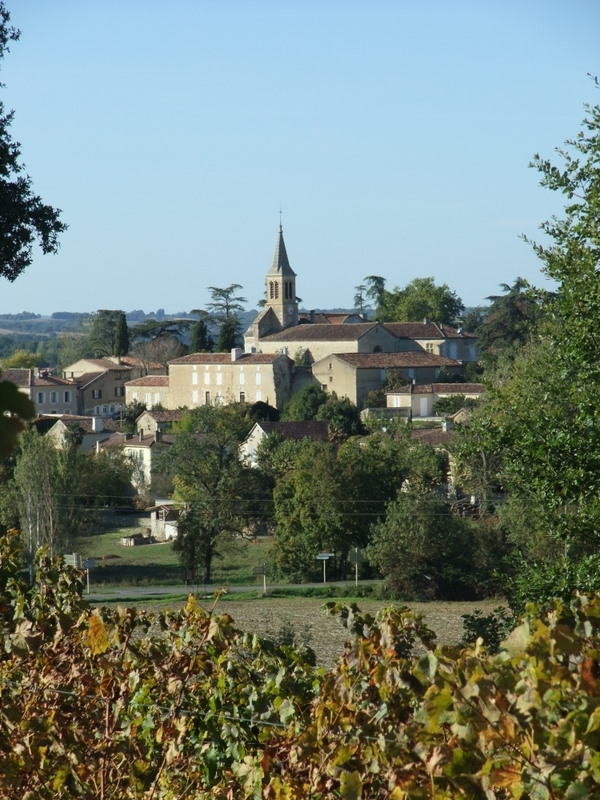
[166,596,505,668]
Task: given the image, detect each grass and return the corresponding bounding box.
[73,525,274,588]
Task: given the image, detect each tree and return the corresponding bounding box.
[476,277,544,360]
[315,393,364,441]
[363,275,386,312]
[85,310,122,357]
[281,384,327,421]
[377,276,464,324]
[457,91,600,605]
[206,283,246,322]
[159,405,261,583]
[112,311,129,357]
[368,485,483,600]
[189,310,213,353]
[207,285,246,352]
[0,348,40,368]
[215,315,241,351]
[353,284,368,317]
[0,5,66,282]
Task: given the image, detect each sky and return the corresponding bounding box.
[0,0,598,317]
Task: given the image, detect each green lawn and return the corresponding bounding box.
[73,528,274,587]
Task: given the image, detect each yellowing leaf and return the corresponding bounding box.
[87,611,109,655]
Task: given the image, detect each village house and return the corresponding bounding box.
[45,414,118,452]
[62,356,166,418]
[135,409,185,435]
[100,430,176,490]
[125,375,171,410]
[386,382,486,418]
[240,420,330,466]
[2,368,79,415]
[312,352,465,408]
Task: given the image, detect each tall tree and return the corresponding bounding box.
[0,4,66,282]
[457,90,600,606]
[353,284,368,317]
[207,283,246,323]
[112,311,130,357]
[364,275,386,312]
[85,310,122,357]
[189,309,213,353]
[207,284,246,352]
[476,278,544,360]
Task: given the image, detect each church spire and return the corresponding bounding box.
[268,224,296,277]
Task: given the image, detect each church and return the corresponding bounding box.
[126,226,476,411]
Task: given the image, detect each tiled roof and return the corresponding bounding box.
[261,322,378,343]
[254,420,330,441]
[332,352,462,368]
[383,322,476,339]
[77,358,134,371]
[125,375,170,387]
[388,382,486,395]
[100,432,177,449]
[51,415,118,434]
[76,371,105,388]
[138,409,184,422]
[114,356,164,370]
[1,369,76,388]
[170,352,288,365]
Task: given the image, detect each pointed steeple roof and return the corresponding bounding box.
[267,224,296,277]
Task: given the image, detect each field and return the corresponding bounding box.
[105,594,504,668]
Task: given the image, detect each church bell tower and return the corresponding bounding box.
[265,224,298,329]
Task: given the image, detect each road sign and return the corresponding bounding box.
[316,552,335,560]
[348,548,367,564]
[63,553,83,569]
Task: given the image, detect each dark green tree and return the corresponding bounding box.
[189,310,213,353]
[364,275,386,313]
[112,311,129,357]
[85,310,122,357]
[353,284,368,317]
[216,316,241,351]
[476,278,544,361]
[316,393,364,440]
[281,384,328,421]
[0,4,66,283]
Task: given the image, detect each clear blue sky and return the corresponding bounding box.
[1,0,598,316]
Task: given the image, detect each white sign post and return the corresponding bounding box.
[316,552,335,584]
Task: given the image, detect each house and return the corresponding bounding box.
[160,350,294,410]
[45,414,118,452]
[62,356,166,418]
[383,322,479,363]
[135,409,184,435]
[100,431,176,490]
[240,420,330,466]
[312,352,464,409]
[125,375,171,410]
[386,382,486,418]
[2,368,79,415]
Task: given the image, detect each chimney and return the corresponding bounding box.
[91,416,104,432]
[155,429,161,442]
[139,430,143,442]
[231,348,242,362]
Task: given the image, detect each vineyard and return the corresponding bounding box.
[1,531,599,799]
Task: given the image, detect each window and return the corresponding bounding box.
[114,386,125,397]
[102,405,108,415]
[255,390,262,402]
[94,406,100,415]
[216,372,223,386]
[37,392,44,404]
[329,376,333,382]
[64,391,71,403]
[192,390,199,404]
[154,393,160,405]
[205,391,211,405]
[239,372,245,385]
[145,393,151,407]
[426,342,434,353]
[204,372,210,385]
[239,391,245,403]
[92,389,102,399]
[132,392,138,402]
[192,372,198,385]
[255,372,262,386]
[50,391,58,403]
